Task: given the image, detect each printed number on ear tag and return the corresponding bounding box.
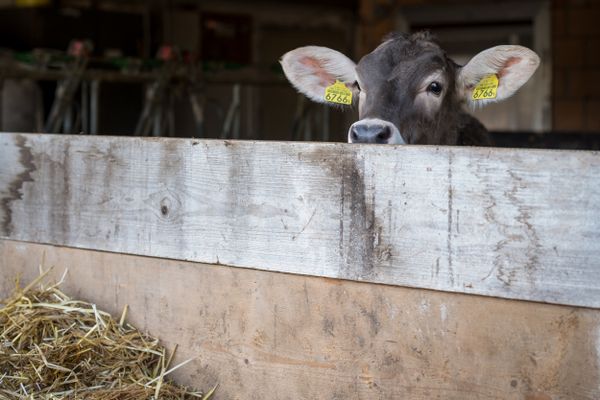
[324,80,353,105]
[471,74,498,100]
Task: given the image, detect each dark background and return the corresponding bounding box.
[0,0,597,149]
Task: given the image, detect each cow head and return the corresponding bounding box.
[280,32,540,145]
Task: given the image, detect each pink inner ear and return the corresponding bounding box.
[299,56,336,87]
[499,57,521,78]
[299,56,321,69]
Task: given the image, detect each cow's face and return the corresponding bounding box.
[352,33,458,144]
[281,32,540,145]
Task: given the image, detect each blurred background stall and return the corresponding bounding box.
[0,0,597,148]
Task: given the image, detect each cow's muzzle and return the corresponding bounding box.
[348,118,405,144]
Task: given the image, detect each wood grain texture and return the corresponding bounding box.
[0,133,599,307]
[1,240,599,400]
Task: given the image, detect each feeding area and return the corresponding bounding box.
[1,268,215,399]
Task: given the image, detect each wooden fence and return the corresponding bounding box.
[1,132,599,399]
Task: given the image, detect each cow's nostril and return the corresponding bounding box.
[349,122,395,144]
[376,127,392,143]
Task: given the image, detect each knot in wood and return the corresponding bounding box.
[160,197,171,217]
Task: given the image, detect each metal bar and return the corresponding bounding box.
[152,105,161,137]
[81,80,89,134]
[0,65,285,85]
[0,80,4,131]
[63,104,73,134]
[189,87,204,138]
[303,113,311,142]
[90,80,100,135]
[221,84,241,139]
[232,84,241,139]
[321,106,330,142]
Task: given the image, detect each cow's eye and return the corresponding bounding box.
[427,81,443,96]
[354,81,361,91]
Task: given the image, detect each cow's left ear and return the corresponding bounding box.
[457,45,540,106]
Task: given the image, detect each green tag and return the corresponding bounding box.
[324,80,353,105]
[471,74,498,100]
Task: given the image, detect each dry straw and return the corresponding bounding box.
[0,267,216,399]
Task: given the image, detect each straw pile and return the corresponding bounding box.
[0,270,216,399]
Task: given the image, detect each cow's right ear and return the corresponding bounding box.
[280,46,357,105]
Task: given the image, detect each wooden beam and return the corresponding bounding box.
[2,240,599,399]
[0,133,599,308]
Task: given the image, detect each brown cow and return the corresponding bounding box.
[281,32,539,146]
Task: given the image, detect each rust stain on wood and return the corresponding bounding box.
[506,170,542,286]
[302,145,393,280]
[447,149,454,285]
[0,135,36,236]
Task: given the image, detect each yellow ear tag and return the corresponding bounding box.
[324,80,353,105]
[471,74,499,100]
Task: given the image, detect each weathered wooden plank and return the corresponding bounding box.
[0,133,599,307]
[1,240,599,400]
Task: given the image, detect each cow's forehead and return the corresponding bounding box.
[356,36,449,83]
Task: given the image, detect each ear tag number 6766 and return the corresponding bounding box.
[324,80,353,105]
[472,74,499,100]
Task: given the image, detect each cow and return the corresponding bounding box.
[280,32,540,146]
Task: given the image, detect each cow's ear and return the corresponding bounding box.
[457,45,540,106]
[280,46,357,105]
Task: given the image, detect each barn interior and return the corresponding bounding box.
[0,0,597,149]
